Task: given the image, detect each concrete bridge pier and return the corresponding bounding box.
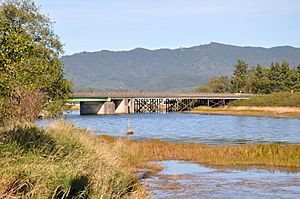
[114,98,135,114]
[80,101,115,115]
[79,98,135,115]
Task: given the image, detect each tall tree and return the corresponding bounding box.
[0,0,72,124]
[269,61,292,92]
[291,65,300,92]
[195,60,300,94]
[230,59,248,93]
[248,65,272,94]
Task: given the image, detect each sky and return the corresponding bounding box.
[35,0,300,55]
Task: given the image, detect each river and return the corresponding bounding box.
[37,111,300,198]
[142,160,300,199]
[38,110,300,145]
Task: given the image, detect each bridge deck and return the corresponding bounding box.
[71,92,254,100]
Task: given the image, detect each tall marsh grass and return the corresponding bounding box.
[0,122,147,198]
[2,121,299,198]
[101,137,300,171]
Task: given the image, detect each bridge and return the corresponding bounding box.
[69,92,254,115]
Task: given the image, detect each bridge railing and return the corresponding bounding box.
[71,92,254,99]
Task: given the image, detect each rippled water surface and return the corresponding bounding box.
[142,161,300,199]
[38,111,300,144]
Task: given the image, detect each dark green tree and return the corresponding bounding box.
[0,0,72,123]
[269,61,292,92]
[196,60,300,95]
[230,59,248,93]
[248,65,272,94]
[291,65,300,92]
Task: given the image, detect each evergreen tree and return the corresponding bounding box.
[196,60,300,95]
[230,59,248,93]
[248,65,272,94]
[269,61,292,92]
[291,65,300,91]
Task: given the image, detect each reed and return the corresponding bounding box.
[0,122,148,198]
[100,136,300,171]
[2,121,299,198]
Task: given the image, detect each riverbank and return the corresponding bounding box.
[190,92,300,117]
[101,135,300,171]
[1,122,300,197]
[190,106,300,117]
[0,122,147,198]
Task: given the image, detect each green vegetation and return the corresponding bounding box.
[1,121,300,197]
[195,60,300,94]
[101,136,300,170]
[0,122,147,198]
[229,92,300,107]
[1,0,299,197]
[194,76,230,93]
[0,0,72,125]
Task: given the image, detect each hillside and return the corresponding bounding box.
[61,42,300,91]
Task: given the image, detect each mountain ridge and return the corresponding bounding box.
[64,42,298,55]
[61,42,300,91]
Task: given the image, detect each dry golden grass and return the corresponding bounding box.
[0,122,148,199]
[191,106,300,117]
[100,136,300,171]
[2,122,299,198]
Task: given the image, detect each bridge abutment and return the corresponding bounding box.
[80,99,135,115]
[114,99,135,114]
[80,101,115,115]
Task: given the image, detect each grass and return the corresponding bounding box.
[0,122,147,198]
[191,106,300,117]
[99,136,300,171]
[229,92,300,107]
[2,122,300,198]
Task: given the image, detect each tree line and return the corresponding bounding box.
[195,59,300,94]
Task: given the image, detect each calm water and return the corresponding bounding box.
[38,110,300,145]
[37,111,300,198]
[142,161,300,199]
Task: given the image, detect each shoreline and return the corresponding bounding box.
[2,122,300,197]
[189,106,300,118]
[100,135,300,172]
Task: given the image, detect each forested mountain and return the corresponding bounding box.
[61,42,300,91]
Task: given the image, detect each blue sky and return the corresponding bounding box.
[35,0,300,55]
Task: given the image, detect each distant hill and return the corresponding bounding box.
[61,42,300,91]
